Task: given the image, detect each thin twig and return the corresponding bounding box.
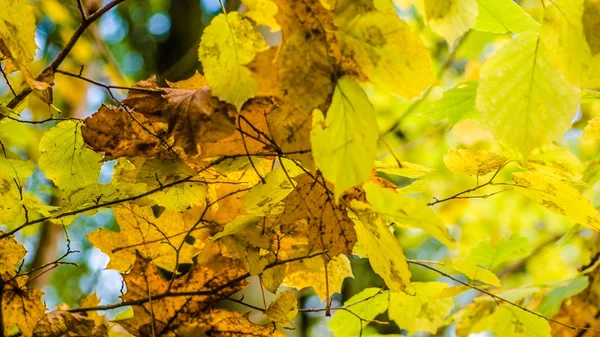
[408,260,599,333]
[0,64,16,97]
[5,0,127,110]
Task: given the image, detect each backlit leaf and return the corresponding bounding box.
[473,0,540,34]
[476,31,580,156]
[428,81,478,126]
[336,11,436,98]
[490,306,551,337]
[266,290,298,327]
[329,288,389,337]
[423,0,478,46]
[467,234,531,268]
[348,200,413,293]
[363,181,455,248]
[388,282,454,334]
[452,257,501,287]
[39,121,103,192]
[198,12,267,110]
[512,171,600,230]
[311,76,378,199]
[444,148,508,176]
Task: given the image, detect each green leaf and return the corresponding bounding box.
[428,81,478,126]
[476,31,580,156]
[537,276,588,317]
[348,200,413,293]
[363,181,455,248]
[375,160,434,179]
[467,234,532,268]
[423,0,478,46]
[329,288,389,337]
[452,257,501,287]
[38,121,103,192]
[311,76,378,199]
[198,12,267,110]
[388,282,454,335]
[473,0,540,34]
[490,306,551,337]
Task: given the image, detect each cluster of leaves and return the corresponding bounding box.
[0,0,599,336]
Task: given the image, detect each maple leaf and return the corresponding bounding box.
[120,253,248,336]
[276,174,357,256]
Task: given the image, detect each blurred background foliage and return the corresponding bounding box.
[0,0,599,336]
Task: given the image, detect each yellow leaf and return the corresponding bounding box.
[336,11,435,98]
[473,0,540,34]
[584,115,600,140]
[452,257,501,287]
[198,12,267,110]
[375,160,434,179]
[512,171,600,230]
[423,0,478,46]
[2,279,45,337]
[243,0,280,32]
[476,31,580,156]
[388,282,454,335]
[0,234,26,280]
[240,160,303,215]
[266,290,298,327]
[0,0,36,66]
[87,205,202,272]
[523,146,583,181]
[38,121,103,192]
[490,306,551,337]
[348,200,413,293]
[364,181,455,248]
[540,0,600,88]
[311,76,378,199]
[282,254,353,301]
[443,148,508,176]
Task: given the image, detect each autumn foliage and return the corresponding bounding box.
[1,0,600,336]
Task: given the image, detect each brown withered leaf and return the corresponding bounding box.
[551,261,600,336]
[32,311,108,337]
[163,86,237,157]
[120,75,166,114]
[84,76,282,161]
[266,103,313,170]
[273,0,338,113]
[120,253,248,336]
[2,278,46,337]
[277,174,357,256]
[82,104,169,159]
[177,309,285,337]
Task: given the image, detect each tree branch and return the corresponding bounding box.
[4,0,127,110]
